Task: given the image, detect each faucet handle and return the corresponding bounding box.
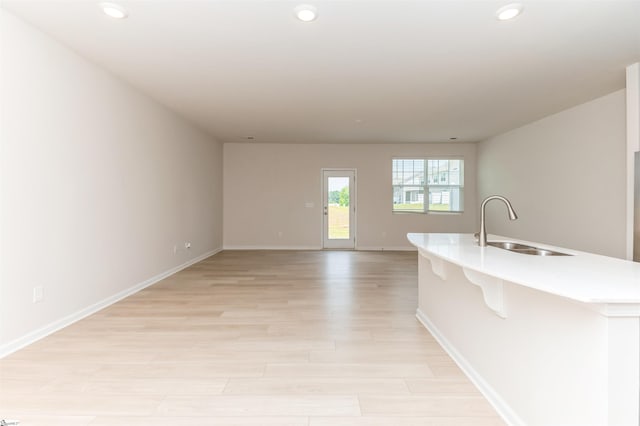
[473,232,479,242]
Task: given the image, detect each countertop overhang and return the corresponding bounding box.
[408,233,640,307]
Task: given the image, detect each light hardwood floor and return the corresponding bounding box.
[0,250,505,425]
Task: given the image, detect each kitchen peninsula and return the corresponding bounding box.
[408,233,640,426]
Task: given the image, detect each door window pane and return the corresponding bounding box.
[328,177,349,239]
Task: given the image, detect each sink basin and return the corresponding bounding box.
[487,241,572,256]
[514,248,572,256]
[487,241,534,250]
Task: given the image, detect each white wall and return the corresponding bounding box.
[0,10,223,352]
[478,90,626,258]
[224,143,477,250]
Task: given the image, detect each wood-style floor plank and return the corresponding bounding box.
[310,417,506,426]
[222,377,411,395]
[156,395,361,416]
[0,250,504,425]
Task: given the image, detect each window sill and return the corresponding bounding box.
[392,210,464,216]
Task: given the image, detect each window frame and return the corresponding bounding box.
[392,157,464,214]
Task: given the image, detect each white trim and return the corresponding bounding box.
[416,308,524,426]
[356,246,417,252]
[223,245,417,252]
[627,63,640,260]
[0,248,222,359]
[223,245,322,251]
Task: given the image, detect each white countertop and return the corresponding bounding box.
[407,233,640,305]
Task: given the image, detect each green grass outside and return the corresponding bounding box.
[328,205,349,239]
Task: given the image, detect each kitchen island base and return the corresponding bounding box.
[410,233,640,426]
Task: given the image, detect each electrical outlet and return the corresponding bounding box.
[173,245,177,254]
[33,286,44,303]
[185,242,191,249]
[277,231,283,239]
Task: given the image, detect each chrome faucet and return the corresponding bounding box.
[478,195,518,247]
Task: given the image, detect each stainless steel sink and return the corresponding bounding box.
[487,241,572,256]
[488,241,534,250]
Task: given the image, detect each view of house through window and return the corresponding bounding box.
[392,158,464,212]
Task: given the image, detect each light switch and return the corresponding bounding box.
[33,286,44,303]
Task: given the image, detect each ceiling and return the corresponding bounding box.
[2,0,639,144]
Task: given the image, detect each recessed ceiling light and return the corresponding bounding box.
[496,3,524,21]
[294,4,318,22]
[100,2,128,19]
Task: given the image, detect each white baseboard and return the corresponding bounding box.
[223,245,322,250]
[356,246,418,252]
[224,245,418,252]
[415,308,524,426]
[0,247,222,359]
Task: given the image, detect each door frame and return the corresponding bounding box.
[321,168,356,249]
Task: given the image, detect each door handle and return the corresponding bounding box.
[324,206,328,215]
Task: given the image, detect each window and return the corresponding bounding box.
[392,158,464,213]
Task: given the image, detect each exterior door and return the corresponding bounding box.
[322,169,356,249]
